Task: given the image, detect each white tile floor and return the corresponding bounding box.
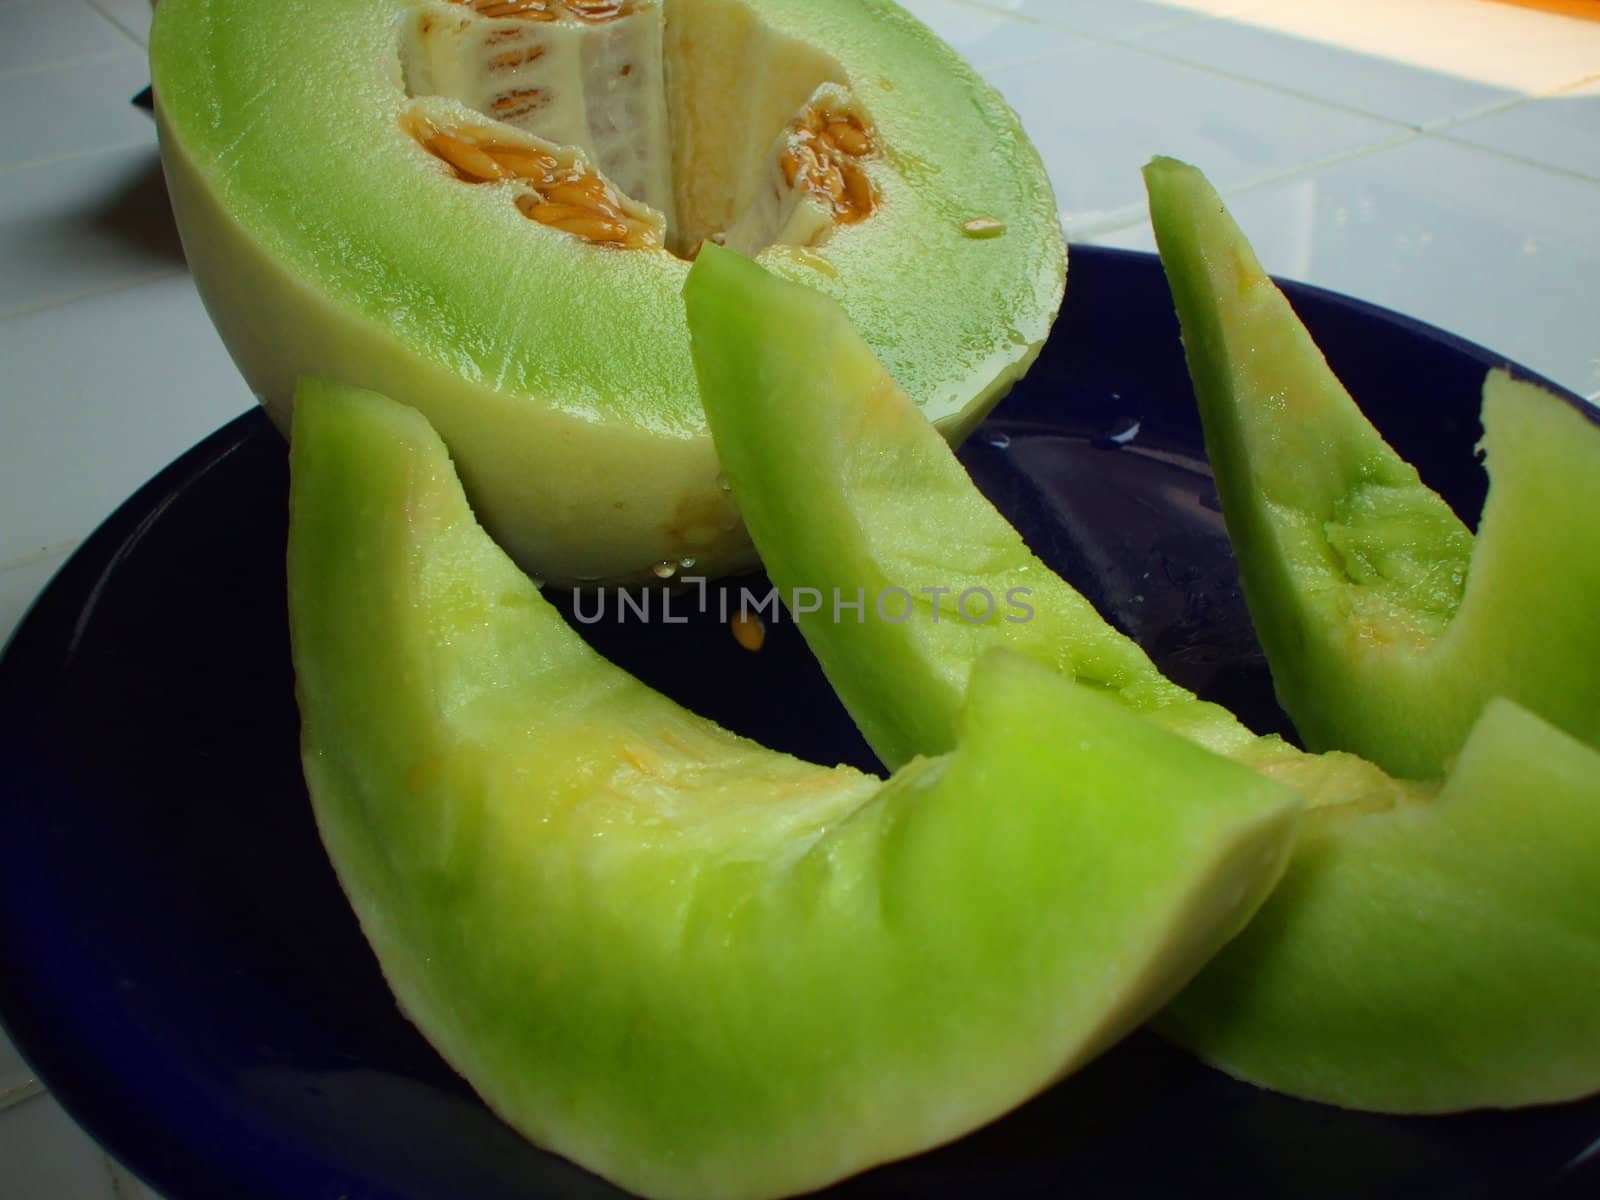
[1448,74,1600,179]
[1,0,1598,1195]
[1094,133,1600,395]
[986,38,1408,237]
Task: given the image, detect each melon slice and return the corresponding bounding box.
[684,241,1271,771]
[1165,698,1600,1113]
[1144,155,1600,779]
[287,378,1301,1199]
[151,0,1066,584]
[682,243,1600,1113]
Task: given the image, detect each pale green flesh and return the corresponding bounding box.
[287,379,1300,1200]
[1166,699,1600,1112]
[1145,155,1600,780]
[683,245,1600,1113]
[150,0,1065,583]
[689,243,1313,774]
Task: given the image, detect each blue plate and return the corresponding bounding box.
[1,247,1596,1199]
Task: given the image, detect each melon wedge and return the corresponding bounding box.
[1165,698,1600,1113]
[152,0,1066,585]
[685,241,1274,769]
[1144,155,1600,779]
[287,378,1300,1199]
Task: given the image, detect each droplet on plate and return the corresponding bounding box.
[652,561,678,580]
[986,431,1012,450]
[1093,417,1142,449]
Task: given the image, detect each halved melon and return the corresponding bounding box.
[151,0,1066,583]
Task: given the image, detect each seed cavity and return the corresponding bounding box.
[406,112,664,250]
[402,2,884,258]
[453,0,636,22]
[780,101,879,226]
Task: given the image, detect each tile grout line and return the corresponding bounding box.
[1,540,83,576]
[953,0,1259,42]
[1426,69,1600,136]
[0,44,140,85]
[963,9,1600,140]
[0,1072,44,1113]
[0,265,190,327]
[0,137,162,182]
[1063,125,1422,244]
[84,0,150,51]
[1428,128,1600,188]
[1086,38,1435,133]
[968,27,1421,138]
[1109,34,1600,136]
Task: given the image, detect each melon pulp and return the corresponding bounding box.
[682,243,1600,1112]
[287,378,1302,1200]
[686,242,1306,771]
[150,0,1066,585]
[1165,698,1600,1113]
[1145,156,1600,780]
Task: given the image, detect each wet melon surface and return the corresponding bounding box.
[151,0,1066,584]
[1144,155,1600,781]
[683,240,1600,1115]
[286,378,1300,1200]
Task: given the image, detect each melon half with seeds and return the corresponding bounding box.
[150,0,1066,583]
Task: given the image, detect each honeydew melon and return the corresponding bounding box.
[1144,155,1600,779]
[685,241,1274,770]
[1165,698,1600,1113]
[682,242,1600,1113]
[151,0,1066,585]
[286,378,1301,1200]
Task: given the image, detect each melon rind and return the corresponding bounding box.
[151,0,1066,584]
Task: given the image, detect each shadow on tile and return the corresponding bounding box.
[88,152,185,268]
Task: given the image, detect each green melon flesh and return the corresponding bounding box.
[682,244,1600,1112]
[687,242,1295,771]
[1166,699,1600,1112]
[152,0,1065,586]
[1144,155,1600,780]
[288,378,1301,1200]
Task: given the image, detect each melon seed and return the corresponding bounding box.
[409,112,662,250]
[780,101,879,225]
[731,611,767,652]
[456,0,635,23]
